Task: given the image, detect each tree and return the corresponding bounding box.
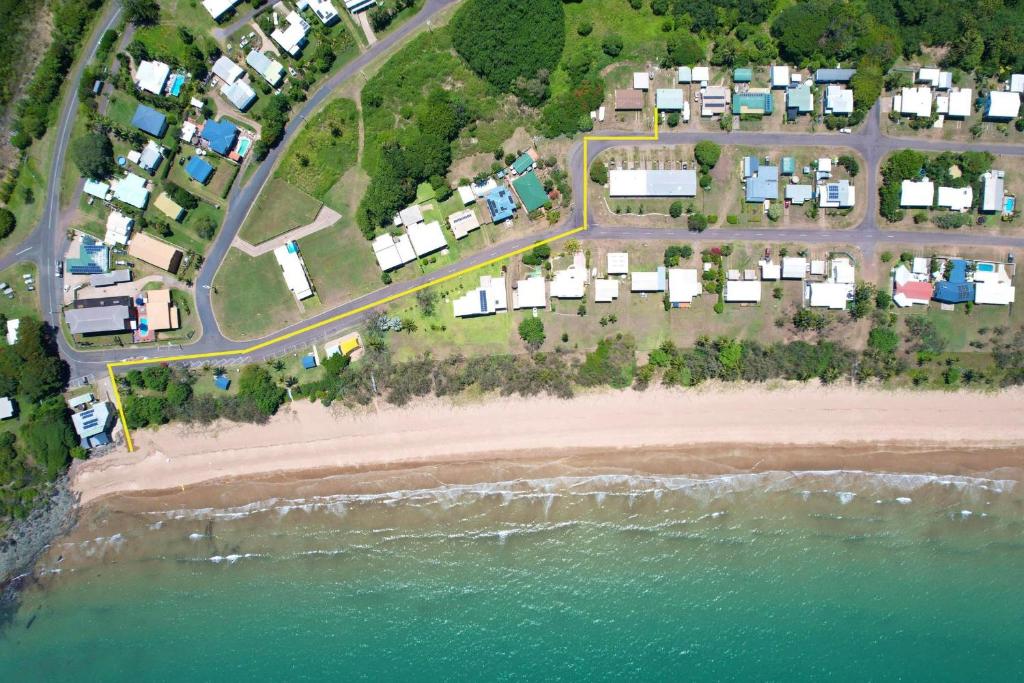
[237,365,286,418]
[602,34,623,57]
[416,289,437,316]
[70,132,114,179]
[21,398,78,479]
[142,366,171,392]
[665,32,704,67]
[688,213,708,232]
[589,159,608,185]
[767,204,782,221]
[0,208,14,239]
[124,0,160,26]
[195,216,216,240]
[868,326,899,354]
[669,201,684,218]
[518,318,545,348]
[577,21,592,37]
[837,154,860,177]
[694,140,721,169]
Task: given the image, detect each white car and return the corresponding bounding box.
[839,127,852,134]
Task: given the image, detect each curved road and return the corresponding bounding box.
[6,0,1024,379]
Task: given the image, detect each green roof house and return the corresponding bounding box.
[786,83,814,119]
[781,157,796,175]
[511,172,548,212]
[733,68,753,83]
[512,152,535,175]
[731,92,773,116]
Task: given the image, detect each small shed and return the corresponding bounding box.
[733,67,753,83]
[214,374,231,391]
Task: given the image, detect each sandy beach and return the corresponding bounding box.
[69,384,1024,506]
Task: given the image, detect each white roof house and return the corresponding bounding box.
[308,0,340,24]
[770,65,790,88]
[631,267,667,292]
[398,205,423,226]
[593,279,620,303]
[981,170,1006,213]
[471,178,498,198]
[246,50,285,86]
[945,89,972,118]
[0,397,14,420]
[407,221,447,257]
[633,72,650,90]
[457,185,476,205]
[212,55,243,84]
[691,66,710,85]
[809,282,850,309]
[759,260,780,280]
[135,60,170,95]
[900,179,935,207]
[937,186,973,212]
[271,11,310,57]
[513,277,547,309]
[917,68,952,89]
[112,173,149,209]
[221,80,257,110]
[818,179,856,208]
[452,275,507,317]
[180,120,198,143]
[273,242,313,300]
[1011,74,1024,94]
[550,262,587,299]
[607,252,629,275]
[781,257,807,280]
[83,179,110,199]
[447,208,481,239]
[609,170,697,197]
[830,257,856,285]
[986,91,1021,119]
[668,269,702,305]
[724,280,761,303]
[912,257,930,275]
[371,233,415,270]
[894,86,933,118]
[975,281,1016,305]
[202,0,240,19]
[824,85,854,114]
[104,211,133,246]
[5,319,19,346]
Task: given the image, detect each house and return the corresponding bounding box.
[113,173,150,209]
[781,257,807,279]
[725,280,761,303]
[785,184,813,205]
[824,85,853,115]
[67,236,109,275]
[609,170,697,197]
[512,277,547,309]
[785,84,813,118]
[770,65,790,89]
[447,208,480,239]
[0,397,14,420]
[104,211,133,246]
[809,282,849,309]
[154,193,185,222]
[512,171,549,212]
[201,119,239,156]
[397,204,423,226]
[984,91,1021,120]
[814,68,856,83]
[655,89,685,111]
[456,185,476,206]
[917,68,952,90]
[818,179,855,208]
[607,252,629,275]
[593,279,620,303]
[939,89,972,118]
[668,268,702,306]
[471,177,498,198]
[143,289,180,333]
[550,254,588,299]
[677,66,692,84]
[308,0,340,24]
[511,151,536,175]
[212,55,243,84]
[83,179,110,200]
[691,66,710,85]
[71,402,115,448]
[246,50,285,87]
[65,296,133,335]
[273,241,313,300]
[135,60,170,95]
[631,267,667,293]
[221,79,257,111]
[633,72,650,90]
[1011,74,1024,94]
[128,233,183,273]
[90,270,131,287]
[743,160,779,203]
[407,221,447,257]
[5,319,18,346]
[137,140,163,174]
[973,263,1016,305]
[131,104,168,137]
[732,92,773,116]
[894,281,934,307]
[780,157,796,176]
[980,170,1006,213]
[900,179,935,207]
[180,120,198,143]
[614,89,644,111]
[733,67,753,83]
[485,186,517,223]
[371,232,415,270]
[759,260,780,280]
[700,86,730,116]
[452,275,507,317]
[937,186,973,212]
[894,86,933,118]
[272,11,310,57]
[185,156,215,184]
[933,258,975,304]
[202,0,241,20]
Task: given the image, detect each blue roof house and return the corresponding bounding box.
[742,156,759,179]
[185,156,215,184]
[745,165,779,202]
[485,186,517,223]
[200,119,239,156]
[933,259,975,303]
[131,104,168,137]
[655,88,685,111]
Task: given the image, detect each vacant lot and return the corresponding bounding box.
[298,218,381,307]
[0,262,40,319]
[276,98,360,200]
[212,248,300,340]
[239,178,322,245]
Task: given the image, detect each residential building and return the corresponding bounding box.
[900,179,935,207]
[104,212,133,246]
[221,79,256,111]
[593,279,620,303]
[202,0,241,20]
[273,241,313,300]
[608,170,697,197]
[67,236,109,275]
[733,67,753,83]
[1011,74,1024,94]
[973,263,1016,305]
[90,270,131,288]
[371,232,415,270]
[550,254,588,299]
[135,60,170,95]
[917,68,952,90]
[630,267,667,293]
[894,86,933,118]
[724,280,761,303]
[397,204,423,226]
[700,86,730,116]
[471,177,498,198]
[985,91,1021,120]
[201,119,239,156]
[131,104,168,137]
[143,289,180,333]
[447,208,481,239]
[485,186,517,223]
[655,89,684,111]
[892,264,933,307]
[742,158,779,203]
[933,258,974,304]
[668,268,702,306]
[937,89,972,118]
[760,260,780,280]
[677,66,692,84]
[937,186,973,212]
[691,67,710,85]
[407,221,447,257]
[808,282,849,309]
[154,193,185,221]
[733,91,773,116]
[512,277,547,309]
[511,171,548,212]
[607,252,629,276]
[308,0,339,24]
[614,89,643,111]
[65,296,132,335]
[212,55,243,84]
[343,0,376,12]
[818,179,855,208]
[72,402,115,449]
[781,257,807,280]
[456,185,476,205]
[633,72,650,90]
[272,11,310,57]
[180,120,198,143]
[785,184,813,205]
[113,173,150,209]
[785,84,813,118]
[128,233,183,273]
[83,179,110,200]
[0,397,15,420]
[453,276,507,317]
[770,65,790,88]
[814,68,856,83]
[824,85,853,115]
[246,50,285,87]
[185,156,215,184]
[137,140,163,174]
[780,157,796,176]
[980,170,1006,213]
[511,151,536,175]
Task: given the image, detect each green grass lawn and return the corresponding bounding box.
[107,90,142,129]
[0,263,40,319]
[275,98,359,200]
[135,24,194,65]
[212,248,302,340]
[239,178,322,245]
[298,219,382,306]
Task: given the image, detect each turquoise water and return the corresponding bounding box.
[236,137,251,156]
[2,470,1023,679]
[170,74,185,97]
[977,262,995,273]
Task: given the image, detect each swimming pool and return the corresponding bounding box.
[139,318,149,335]
[236,137,251,156]
[1005,196,1016,213]
[170,74,185,97]
[977,262,995,273]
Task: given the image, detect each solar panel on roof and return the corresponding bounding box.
[828,186,839,200]
[479,290,488,312]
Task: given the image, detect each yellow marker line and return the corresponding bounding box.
[110,109,660,451]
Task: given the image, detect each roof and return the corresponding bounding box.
[221,80,256,111]
[633,72,650,90]
[66,304,131,335]
[732,92,773,115]
[724,280,761,303]
[824,85,854,114]
[896,86,933,117]
[214,374,231,390]
[212,56,243,84]
[945,89,972,117]
[691,66,710,82]
[0,397,13,420]
[201,119,239,155]
[271,11,310,56]
[471,178,498,198]
[138,140,163,174]
[452,276,507,317]
[985,91,1021,119]
[128,233,183,273]
[512,172,548,212]
[90,269,131,287]
[113,173,149,209]
[677,66,692,83]
[830,257,855,284]
[655,88,685,111]
[135,60,170,95]
[594,278,620,302]
[609,169,697,197]
[814,68,856,83]
[202,0,240,19]
[550,262,587,299]
[631,267,667,292]
[185,156,214,183]
[83,179,110,199]
[6,319,18,346]
[818,179,855,208]
[273,242,313,299]
[615,89,644,110]
[917,68,951,89]
[770,65,790,88]
[1011,74,1024,93]
[937,186,973,212]
[700,86,730,116]
[974,281,1016,305]
[781,257,807,279]
[447,208,481,239]
[893,280,933,306]
[745,166,779,202]
[760,261,780,280]
[668,268,702,304]
[513,277,546,309]
[733,67,753,83]
[407,221,447,257]
[131,104,167,137]
[607,252,629,275]
[398,204,423,226]
[247,51,284,86]
[900,179,935,207]
[511,152,534,175]
[785,184,813,204]
[71,402,113,440]
[155,192,184,221]
[485,186,517,223]
[786,84,813,113]
[780,157,796,175]
[809,282,850,309]
[104,211,133,246]
[948,258,968,283]
[933,280,975,304]
[67,236,109,275]
[371,233,415,270]
[981,170,1006,212]
[68,393,94,409]
[309,0,339,24]
[457,185,476,205]
[144,288,179,332]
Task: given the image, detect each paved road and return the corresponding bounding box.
[9,0,1024,379]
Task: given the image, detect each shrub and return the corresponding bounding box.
[518,318,545,347]
[726,214,738,224]
[602,34,623,57]
[688,213,708,231]
[694,140,721,169]
[669,201,683,218]
[577,21,592,36]
[0,208,15,239]
[589,159,608,185]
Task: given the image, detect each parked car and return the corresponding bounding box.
[839,127,852,134]
[55,260,63,278]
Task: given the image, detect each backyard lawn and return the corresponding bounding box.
[238,178,322,245]
[211,248,301,340]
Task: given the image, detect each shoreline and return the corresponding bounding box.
[72,384,1024,507]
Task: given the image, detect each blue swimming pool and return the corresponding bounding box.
[1005,196,1016,213]
[236,137,251,156]
[170,74,185,96]
[977,262,995,273]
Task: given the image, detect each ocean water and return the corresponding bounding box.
[2,469,1023,680]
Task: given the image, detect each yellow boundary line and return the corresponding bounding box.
[109,110,661,452]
